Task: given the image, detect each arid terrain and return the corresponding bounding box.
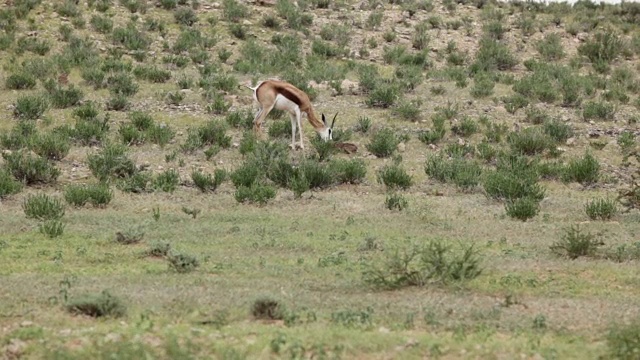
[1,0,640,358]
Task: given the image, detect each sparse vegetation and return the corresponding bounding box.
[0,0,637,357]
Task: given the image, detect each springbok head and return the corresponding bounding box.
[320,113,338,141]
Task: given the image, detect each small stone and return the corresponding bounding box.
[566,137,576,146]
[378,326,390,333]
[397,142,406,152]
[20,321,33,327]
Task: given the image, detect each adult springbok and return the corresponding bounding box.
[246,79,337,150]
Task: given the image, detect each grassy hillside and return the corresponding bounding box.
[1,0,640,358]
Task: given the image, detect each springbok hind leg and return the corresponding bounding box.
[289,112,297,150]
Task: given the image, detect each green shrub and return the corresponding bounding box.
[524,106,550,125]
[115,226,145,244]
[87,144,137,183]
[167,252,199,273]
[39,219,65,238]
[65,183,113,207]
[393,100,422,121]
[550,225,601,259]
[5,72,36,90]
[13,94,49,120]
[578,31,623,71]
[377,163,413,190]
[66,290,126,318]
[366,128,400,158]
[544,119,574,143]
[3,151,60,185]
[582,100,615,121]
[366,82,400,108]
[31,132,71,161]
[585,198,617,220]
[133,65,171,83]
[23,193,65,221]
[107,73,139,97]
[47,84,84,109]
[147,241,171,257]
[310,136,336,162]
[153,169,180,193]
[451,117,478,137]
[112,24,149,51]
[234,183,277,205]
[174,7,198,26]
[223,0,249,22]
[298,159,334,190]
[483,169,545,201]
[191,169,226,192]
[330,159,367,185]
[508,127,553,155]
[470,72,495,98]
[536,33,565,61]
[607,319,640,360]
[355,116,372,134]
[118,171,153,193]
[251,297,285,320]
[385,192,408,211]
[425,154,483,190]
[505,197,541,221]
[0,169,22,198]
[90,14,113,33]
[226,110,254,130]
[363,240,482,289]
[471,37,518,73]
[231,162,262,188]
[562,152,600,185]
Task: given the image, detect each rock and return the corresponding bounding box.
[576,32,589,42]
[340,79,359,95]
[5,339,27,359]
[397,142,406,152]
[20,321,33,327]
[378,326,390,333]
[242,20,252,26]
[566,137,576,146]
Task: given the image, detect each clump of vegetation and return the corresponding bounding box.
[115,226,145,245]
[65,290,126,318]
[550,225,602,259]
[505,197,541,221]
[562,152,600,185]
[146,241,171,257]
[366,128,401,158]
[13,94,49,120]
[377,162,413,190]
[585,198,618,220]
[64,183,113,207]
[363,240,482,289]
[191,169,227,192]
[251,297,286,320]
[168,252,200,273]
[3,151,60,185]
[23,193,65,221]
[87,144,137,183]
[153,169,180,193]
[235,183,277,205]
[607,319,640,360]
[0,169,23,199]
[385,192,408,211]
[425,154,483,191]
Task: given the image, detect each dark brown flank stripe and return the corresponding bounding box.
[276,85,303,106]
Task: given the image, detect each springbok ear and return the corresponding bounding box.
[331,112,338,129]
[322,113,327,125]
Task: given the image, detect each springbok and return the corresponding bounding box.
[246,79,337,150]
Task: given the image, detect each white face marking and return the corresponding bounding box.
[319,127,331,141]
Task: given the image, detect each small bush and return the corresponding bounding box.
[536,33,565,61]
[550,225,601,259]
[235,183,277,205]
[174,7,198,26]
[5,72,36,90]
[578,31,623,71]
[87,144,137,183]
[366,83,400,108]
[355,116,372,134]
[147,242,171,257]
[508,127,553,156]
[298,159,334,190]
[544,119,574,143]
[66,290,126,318]
[483,169,545,201]
[39,219,65,238]
[192,169,226,192]
[377,163,413,190]
[562,152,600,185]
[366,128,400,158]
[115,226,145,244]
[585,198,618,220]
[363,240,482,289]
[23,193,65,221]
[223,0,249,22]
[583,101,615,121]
[310,136,336,162]
[451,117,478,137]
[13,94,49,120]
[385,192,408,211]
[0,169,22,198]
[3,151,60,185]
[425,155,483,191]
[153,169,180,193]
[331,159,367,185]
[64,183,113,207]
[505,197,541,221]
[607,320,640,360]
[251,297,285,320]
[168,252,200,273]
[226,110,254,130]
[47,84,84,109]
[31,132,71,161]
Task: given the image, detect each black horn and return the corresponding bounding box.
[331,112,338,128]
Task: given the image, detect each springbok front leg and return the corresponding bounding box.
[295,108,304,150]
[253,104,274,139]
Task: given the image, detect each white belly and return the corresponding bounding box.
[274,94,299,113]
